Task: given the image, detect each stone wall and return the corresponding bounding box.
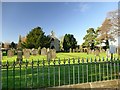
[54,79,120,89]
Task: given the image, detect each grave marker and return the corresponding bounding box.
[17,50,23,61]
[41,47,47,55]
[7,49,14,57]
[23,49,30,59]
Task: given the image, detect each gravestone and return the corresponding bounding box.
[7,49,14,57]
[109,45,116,59]
[106,49,110,58]
[109,45,116,54]
[73,49,75,53]
[47,50,52,61]
[69,48,72,53]
[95,49,100,56]
[76,47,79,52]
[41,47,47,55]
[17,50,23,61]
[47,49,56,60]
[23,49,30,59]
[51,49,56,59]
[31,48,38,55]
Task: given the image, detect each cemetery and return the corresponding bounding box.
[1,27,120,89]
[1,2,120,90]
[1,33,120,89]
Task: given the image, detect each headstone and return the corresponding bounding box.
[95,49,100,56]
[41,47,47,55]
[31,48,38,55]
[23,49,30,59]
[76,47,79,52]
[47,50,52,61]
[88,49,91,54]
[69,48,72,53]
[109,45,116,54]
[7,49,14,57]
[73,49,75,53]
[51,49,56,59]
[17,50,23,61]
[106,49,110,58]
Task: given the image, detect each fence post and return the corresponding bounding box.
[86,58,88,83]
[78,58,80,84]
[94,57,97,81]
[68,58,70,85]
[90,58,93,82]
[53,60,56,86]
[58,58,61,86]
[110,58,113,80]
[106,58,109,80]
[98,58,101,81]
[73,58,75,84]
[12,60,15,89]
[42,59,45,87]
[19,60,22,89]
[0,60,1,90]
[113,58,116,79]
[25,60,28,88]
[102,57,105,81]
[37,60,40,87]
[31,60,34,88]
[117,58,119,79]
[82,58,84,83]
[6,60,9,90]
[63,58,66,85]
[48,60,50,86]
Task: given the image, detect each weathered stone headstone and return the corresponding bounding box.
[69,48,72,53]
[95,49,100,56]
[47,49,56,60]
[17,50,23,61]
[73,49,75,53]
[76,47,79,52]
[7,49,14,57]
[51,49,56,59]
[41,47,47,55]
[31,48,38,55]
[106,49,110,58]
[23,49,30,59]
[47,50,52,61]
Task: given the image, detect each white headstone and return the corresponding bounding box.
[109,45,116,54]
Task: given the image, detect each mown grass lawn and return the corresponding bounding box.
[2,52,118,64]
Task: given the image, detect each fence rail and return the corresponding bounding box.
[1,57,120,89]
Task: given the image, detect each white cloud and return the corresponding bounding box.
[78,3,89,12]
[76,3,90,12]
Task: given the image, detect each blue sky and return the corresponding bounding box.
[2,2,118,45]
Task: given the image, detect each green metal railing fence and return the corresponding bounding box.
[1,57,120,89]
